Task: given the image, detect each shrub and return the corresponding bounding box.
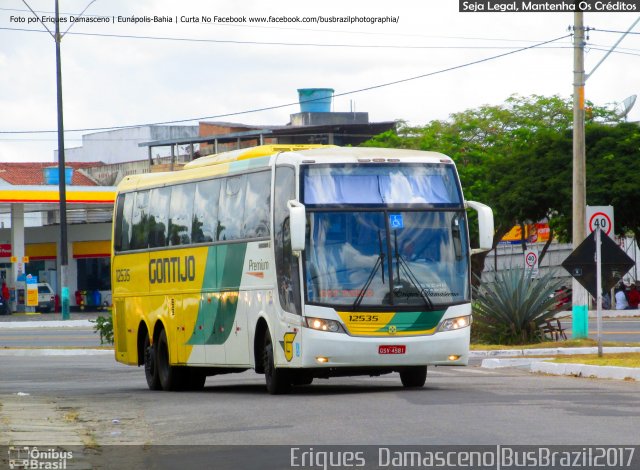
[91,312,114,345]
[472,267,564,344]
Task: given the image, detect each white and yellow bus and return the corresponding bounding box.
[111,145,493,394]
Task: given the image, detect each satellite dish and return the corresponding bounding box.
[614,94,637,120]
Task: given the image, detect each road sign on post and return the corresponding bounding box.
[562,230,634,303]
[562,229,633,339]
[524,247,539,278]
[586,205,614,239]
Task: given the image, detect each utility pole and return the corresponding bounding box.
[571,11,588,337]
[570,12,640,335]
[55,0,70,320]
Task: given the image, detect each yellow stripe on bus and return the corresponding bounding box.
[183,144,334,169]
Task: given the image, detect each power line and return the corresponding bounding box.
[0,25,572,50]
[19,0,53,38]
[588,42,640,53]
[0,33,571,135]
[61,0,97,37]
[592,28,640,35]
[590,46,640,57]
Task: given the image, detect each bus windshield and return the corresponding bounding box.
[303,163,462,207]
[304,210,469,309]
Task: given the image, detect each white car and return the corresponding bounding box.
[36,283,55,313]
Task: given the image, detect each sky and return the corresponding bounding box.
[2,1,640,162]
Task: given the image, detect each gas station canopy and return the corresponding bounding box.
[0,185,116,214]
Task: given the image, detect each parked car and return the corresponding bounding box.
[36,282,55,313]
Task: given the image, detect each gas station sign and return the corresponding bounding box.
[26,274,38,307]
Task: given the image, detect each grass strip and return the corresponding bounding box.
[549,352,640,368]
[471,339,640,350]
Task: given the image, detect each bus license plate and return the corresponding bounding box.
[379,345,406,354]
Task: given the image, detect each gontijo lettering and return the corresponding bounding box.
[149,255,196,283]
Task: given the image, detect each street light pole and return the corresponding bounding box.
[54,0,70,320]
[571,11,589,337]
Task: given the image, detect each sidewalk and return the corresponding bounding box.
[476,347,640,381]
[552,309,640,318]
[0,310,105,323]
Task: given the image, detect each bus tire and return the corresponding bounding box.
[144,332,161,391]
[156,329,183,391]
[400,366,427,388]
[263,333,291,394]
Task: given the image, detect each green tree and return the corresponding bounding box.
[362,95,619,281]
[502,121,640,243]
[587,122,640,242]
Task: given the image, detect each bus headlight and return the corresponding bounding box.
[438,315,472,332]
[305,317,344,333]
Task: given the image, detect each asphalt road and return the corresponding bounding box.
[1,354,639,445]
[2,353,639,468]
[0,326,103,348]
[560,318,640,342]
[0,318,637,349]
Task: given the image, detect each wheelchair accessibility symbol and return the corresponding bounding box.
[390,214,404,229]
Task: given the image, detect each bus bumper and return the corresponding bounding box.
[298,326,470,368]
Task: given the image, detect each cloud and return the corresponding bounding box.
[2,1,640,162]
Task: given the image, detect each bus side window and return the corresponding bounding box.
[243,171,271,238]
[148,187,171,248]
[218,175,246,241]
[130,190,150,250]
[169,183,195,246]
[115,193,134,252]
[274,167,301,315]
[193,179,221,243]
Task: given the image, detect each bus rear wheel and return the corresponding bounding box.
[144,332,161,391]
[400,366,427,388]
[156,329,184,391]
[263,333,291,394]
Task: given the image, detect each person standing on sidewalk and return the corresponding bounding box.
[615,285,630,310]
[627,283,640,309]
[1,281,10,315]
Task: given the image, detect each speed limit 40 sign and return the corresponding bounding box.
[586,206,614,239]
[524,248,539,278]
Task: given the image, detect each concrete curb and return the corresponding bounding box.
[0,320,94,328]
[471,347,640,358]
[587,310,640,318]
[478,349,640,381]
[0,348,113,356]
[530,361,640,381]
[481,358,555,369]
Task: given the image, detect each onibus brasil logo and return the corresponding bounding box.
[8,446,73,469]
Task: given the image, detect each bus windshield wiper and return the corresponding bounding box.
[393,232,434,310]
[353,231,385,309]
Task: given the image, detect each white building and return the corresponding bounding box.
[54,125,199,164]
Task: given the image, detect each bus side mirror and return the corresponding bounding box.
[465,200,494,251]
[288,200,306,255]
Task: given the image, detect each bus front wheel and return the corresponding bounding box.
[263,333,291,394]
[144,332,161,391]
[400,366,427,388]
